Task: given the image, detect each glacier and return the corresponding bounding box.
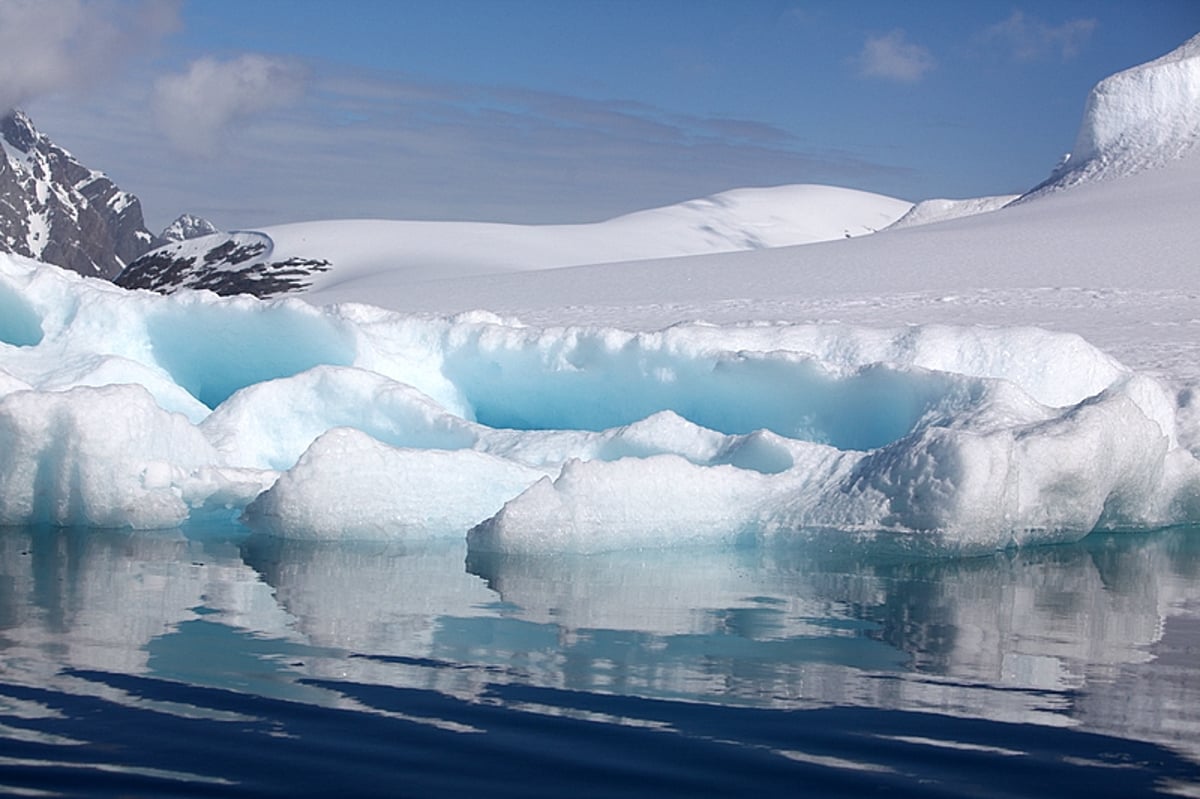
[2,252,1198,554]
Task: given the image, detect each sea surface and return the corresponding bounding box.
[1,523,1199,797]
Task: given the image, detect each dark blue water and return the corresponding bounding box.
[1,525,1199,797]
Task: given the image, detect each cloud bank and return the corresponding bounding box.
[0,0,179,112]
[153,54,309,156]
[857,30,936,83]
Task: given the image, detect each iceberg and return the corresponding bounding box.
[2,252,1198,553]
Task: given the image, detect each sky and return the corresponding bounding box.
[6,0,1200,231]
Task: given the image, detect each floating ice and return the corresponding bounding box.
[243,427,548,541]
[2,252,1198,552]
[0,384,240,528]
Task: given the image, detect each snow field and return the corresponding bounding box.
[244,184,912,290]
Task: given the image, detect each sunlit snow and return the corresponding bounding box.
[2,34,1200,555]
[2,249,1199,553]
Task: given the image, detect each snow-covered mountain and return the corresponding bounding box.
[119,35,1200,302]
[0,110,157,279]
[116,184,912,297]
[159,213,220,243]
[1022,32,1200,199]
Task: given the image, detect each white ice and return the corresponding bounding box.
[1,34,1199,554]
[2,250,1199,552]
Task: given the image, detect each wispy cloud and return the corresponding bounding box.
[857,30,936,83]
[0,0,179,112]
[982,11,1098,61]
[32,64,905,230]
[153,54,309,156]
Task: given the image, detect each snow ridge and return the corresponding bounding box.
[885,195,1019,231]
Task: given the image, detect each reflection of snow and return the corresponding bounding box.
[0,527,287,681]
[1,526,1199,762]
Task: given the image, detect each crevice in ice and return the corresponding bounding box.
[146,302,355,409]
[441,345,964,451]
[0,279,44,347]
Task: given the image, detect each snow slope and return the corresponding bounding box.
[301,33,1200,319]
[284,183,911,281]
[117,184,912,296]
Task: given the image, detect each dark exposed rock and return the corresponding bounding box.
[117,232,332,298]
[0,109,157,279]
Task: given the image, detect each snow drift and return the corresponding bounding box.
[884,194,1019,230]
[3,253,1199,553]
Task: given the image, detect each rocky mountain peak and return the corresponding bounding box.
[160,213,221,243]
[0,108,157,279]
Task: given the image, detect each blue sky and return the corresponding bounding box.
[12,0,1200,230]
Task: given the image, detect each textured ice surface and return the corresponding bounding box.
[2,252,1198,552]
[1028,33,1200,196]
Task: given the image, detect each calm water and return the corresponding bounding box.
[1,524,1199,797]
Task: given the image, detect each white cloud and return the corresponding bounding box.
[984,11,1098,61]
[0,0,179,112]
[857,30,935,83]
[153,54,309,156]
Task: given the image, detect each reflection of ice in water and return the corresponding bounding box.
[465,547,861,638]
[241,537,498,654]
[1,525,1199,763]
[239,536,502,697]
[462,531,1200,758]
[240,525,1200,763]
[0,528,290,676]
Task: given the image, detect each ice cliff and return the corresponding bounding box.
[1026,33,1200,197]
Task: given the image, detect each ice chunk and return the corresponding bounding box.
[440,322,1006,450]
[0,385,218,528]
[35,354,211,423]
[200,365,478,470]
[242,427,547,541]
[471,377,1200,554]
[469,444,857,554]
[1028,33,1200,194]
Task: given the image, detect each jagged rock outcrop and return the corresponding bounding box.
[117,231,332,298]
[0,109,156,279]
